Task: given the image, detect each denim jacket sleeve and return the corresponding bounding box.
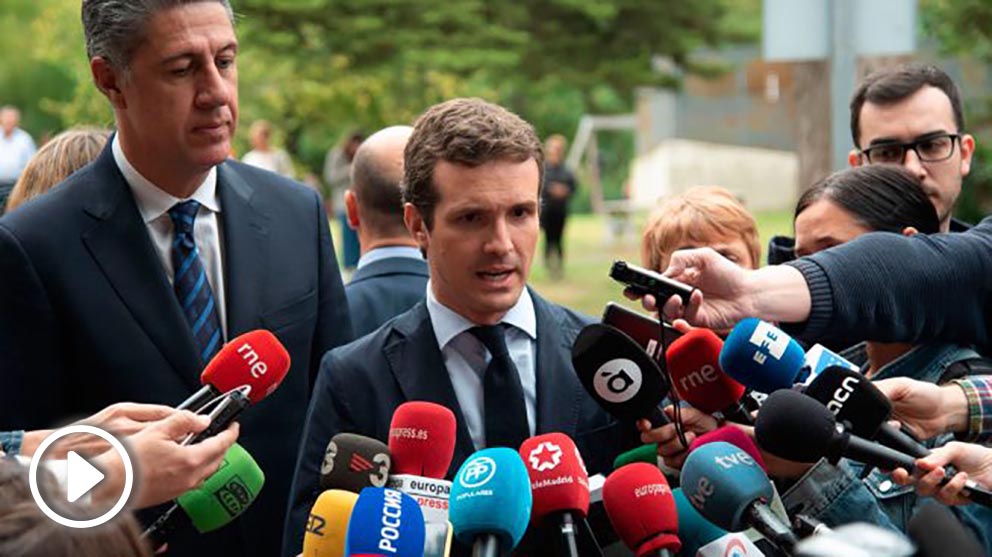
[781,458,901,532]
[0,430,24,455]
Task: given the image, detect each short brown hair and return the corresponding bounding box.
[402,98,543,228]
[6,128,110,212]
[640,186,760,272]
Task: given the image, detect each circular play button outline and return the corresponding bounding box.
[29,425,134,528]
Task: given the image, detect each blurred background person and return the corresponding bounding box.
[240,119,294,178]
[324,131,365,270]
[540,133,577,279]
[0,106,37,213]
[5,128,109,213]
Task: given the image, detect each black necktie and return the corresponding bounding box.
[469,324,530,449]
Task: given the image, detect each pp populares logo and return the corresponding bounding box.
[593,358,642,403]
[459,457,497,489]
[528,442,563,472]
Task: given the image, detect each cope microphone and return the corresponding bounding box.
[720,318,805,394]
[321,433,391,493]
[520,433,591,557]
[673,487,766,557]
[613,443,661,469]
[754,390,992,507]
[602,463,680,557]
[572,323,670,426]
[450,447,532,557]
[303,489,359,557]
[667,329,751,425]
[176,329,291,411]
[680,441,798,554]
[345,487,426,557]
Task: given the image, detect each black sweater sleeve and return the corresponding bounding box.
[782,216,992,352]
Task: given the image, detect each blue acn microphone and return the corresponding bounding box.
[672,487,726,556]
[449,447,532,557]
[719,318,805,394]
[344,487,425,557]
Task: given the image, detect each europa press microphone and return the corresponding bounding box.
[667,328,752,425]
[321,433,392,493]
[673,487,765,557]
[450,447,532,557]
[303,490,359,557]
[345,487,426,557]
[602,463,681,557]
[720,318,806,395]
[519,433,592,557]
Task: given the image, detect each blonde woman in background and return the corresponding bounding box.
[4,128,109,213]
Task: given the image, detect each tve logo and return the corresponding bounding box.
[593,358,642,403]
[459,457,496,489]
[713,450,755,470]
[747,321,789,365]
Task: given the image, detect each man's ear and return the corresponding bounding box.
[404,202,429,249]
[902,226,919,237]
[343,190,360,230]
[91,57,126,110]
[959,133,976,177]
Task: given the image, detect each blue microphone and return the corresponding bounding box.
[680,441,797,554]
[449,447,532,557]
[344,487,425,557]
[719,318,805,394]
[673,487,726,555]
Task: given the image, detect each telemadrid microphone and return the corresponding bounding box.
[720,318,805,394]
[680,441,798,554]
[689,426,767,472]
[303,489,359,557]
[450,447,532,557]
[520,433,590,557]
[667,328,751,424]
[143,442,265,544]
[321,433,391,493]
[176,329,291,411]
[908,503,984,557]
[572,323,670,425]
[344,487,425,557]
[754,389,992,507]
[602,463,680,557]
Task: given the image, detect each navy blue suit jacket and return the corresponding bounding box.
[0,144,353,556]
[346,254,429,338]
[282,291,634,556]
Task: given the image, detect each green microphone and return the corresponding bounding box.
[612,443,660,470]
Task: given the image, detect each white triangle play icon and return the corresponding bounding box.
[66,451,105,503]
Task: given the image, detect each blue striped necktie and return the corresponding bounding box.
[168,200,223,363]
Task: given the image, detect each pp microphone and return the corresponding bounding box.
[303,489,359,557]
[754,389,992,507]
[345,487,425,557]
[667,329,751,425]
[176,329,291,411]
[681,441,798,554]
[603,463,680,557]
[321,433,391,493]
[520,433,591,557]
[720,318,806,394]
[450,447,532,557]
[572,323,670,426]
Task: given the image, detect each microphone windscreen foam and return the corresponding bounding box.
[754,389,836,463]
[519,432,590,523]
[804,366,889,439]
[449,447,532,550]
[345,487,425,557]
[613,443,660,470]
[909,503,984,557]
[719,318,805,394]
[389,401,456,479]
[673,487,727,554]
[176,442,265,533]
[571,323,669,422]
[667,328,745,414]
[603,463,681,557]
[303,489,359,557]
[679,441,773,532]
[689,426,766,472]
[202,329,291,404]
[320,433,392,493]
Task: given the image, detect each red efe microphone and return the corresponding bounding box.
[603,463,680,557]
[666,329,752,425]
[519,433,591,557]
[689,426,767,472]
[176,329,290,411]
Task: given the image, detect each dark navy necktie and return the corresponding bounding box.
[469,324,530,449]
[168,200,223,363]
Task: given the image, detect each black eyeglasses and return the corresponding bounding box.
[860,133,961,165]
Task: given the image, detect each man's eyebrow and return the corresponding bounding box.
[160,42,238,65]
[867,129,950,146]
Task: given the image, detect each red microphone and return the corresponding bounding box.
[666,329,751,425]
[176,329,291,411]
[603,463,680,557]
[386,401,457,527]
[519,433,590,557]
[689,425,767,472]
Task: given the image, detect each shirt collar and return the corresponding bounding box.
[356,246,424,270]
[112,134,220,224]
[426,284,537,351]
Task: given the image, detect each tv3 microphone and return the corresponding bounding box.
[303,489,358,557]
[450,447,532,557]
[667,328,751,425]
[520,433,592,557]
[321,433,391,493]
[720,318,806,394]
[603,463,681,557]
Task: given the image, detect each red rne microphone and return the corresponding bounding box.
[519,433,590,557]
[603,463,681,557]
[689,426,767,472]
[386,401,457,526]
[666,329,751,425]
[176,329,291,411]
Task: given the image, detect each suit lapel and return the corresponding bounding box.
[533,290,583,438]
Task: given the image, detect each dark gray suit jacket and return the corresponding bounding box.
[346,254,429,338]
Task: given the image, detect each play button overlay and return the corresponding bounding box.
[29,424,134,528]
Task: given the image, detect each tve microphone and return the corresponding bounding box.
[572,323,670,425]
[667,328,751,424]
[720,318,805,394]
[303,489,359,557]
[613,444,660,470]
[908,503,983,557]
[321,433,391,493]
[689,426,766,472]
[176,329,291,410]
[345,487,425,557]
[450,447,532,557]
[603,463,680,557]
[680,441,798,554]
[520,433,590,557]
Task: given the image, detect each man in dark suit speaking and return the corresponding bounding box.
[0,1,352,555]
[284,98,631,555]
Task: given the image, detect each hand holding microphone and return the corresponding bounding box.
[637,407,719,469]
[873,376,970,440]
[21,402,177,459]
[892,442,992,506]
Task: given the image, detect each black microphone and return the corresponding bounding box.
[908,503,984,557]
[320,433,392,493]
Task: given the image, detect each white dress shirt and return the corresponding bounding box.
[112,135,228,339]
[426,285,537,450]
[0,127,36,182]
